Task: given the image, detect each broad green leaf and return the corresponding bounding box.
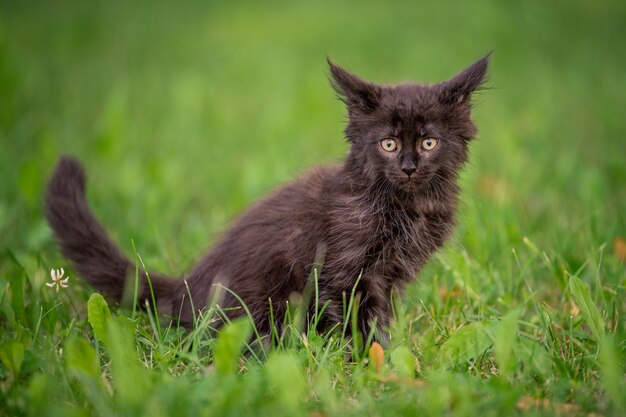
[0,298,15,327]
[28,373,52,415]
[494,308,520,377]
[6,251,26,325]
[313,368,337,410]
[213,318,252,375]
[107,316,148,410]
[0,340,24,375]
[87,293,111,343]
[390,346,414,377]
[435,321,496,368]
[265,352,306,412]
[599,335,626,413]
[0,281,6,308]
[65,336,100,378]
[513,337,550,378]
[568,275,605,340]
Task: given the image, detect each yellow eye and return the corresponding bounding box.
[421,138,438,150]
[381,138,398,152]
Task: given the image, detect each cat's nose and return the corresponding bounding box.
[402,167,416,177]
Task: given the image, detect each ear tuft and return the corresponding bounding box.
[327,58,381,112]
[439,53,491,105]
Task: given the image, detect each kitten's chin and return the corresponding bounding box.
[391,177,420,193]
[387,173,436,195]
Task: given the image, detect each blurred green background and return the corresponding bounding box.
[1,1,626,415]
[1,0,625,280]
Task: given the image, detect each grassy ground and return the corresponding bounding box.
[1,0,625,415]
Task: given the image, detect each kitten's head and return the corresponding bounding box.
[329,55,489,195]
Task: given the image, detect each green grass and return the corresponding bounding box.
[1,0,626,415]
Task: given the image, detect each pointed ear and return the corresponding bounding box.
[438,53,490,105]
[327,59,381,112]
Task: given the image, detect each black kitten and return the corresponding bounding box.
[45,55,489,338]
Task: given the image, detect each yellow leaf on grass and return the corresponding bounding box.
[568,300,580,317]
[369,342,384,372]
[614,237,626,261]
[438,286,461,300]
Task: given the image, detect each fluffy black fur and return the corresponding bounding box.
[45,55,489,338]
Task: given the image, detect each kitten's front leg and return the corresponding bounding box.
[313,289,344,334]
[357,291,392,346]
[315,279,392,345]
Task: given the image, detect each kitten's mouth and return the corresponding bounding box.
[395,177,420,192]
[383,171,430,193]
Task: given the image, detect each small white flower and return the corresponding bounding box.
[47,268,69,292]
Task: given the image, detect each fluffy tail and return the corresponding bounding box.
[44,156,180,312]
